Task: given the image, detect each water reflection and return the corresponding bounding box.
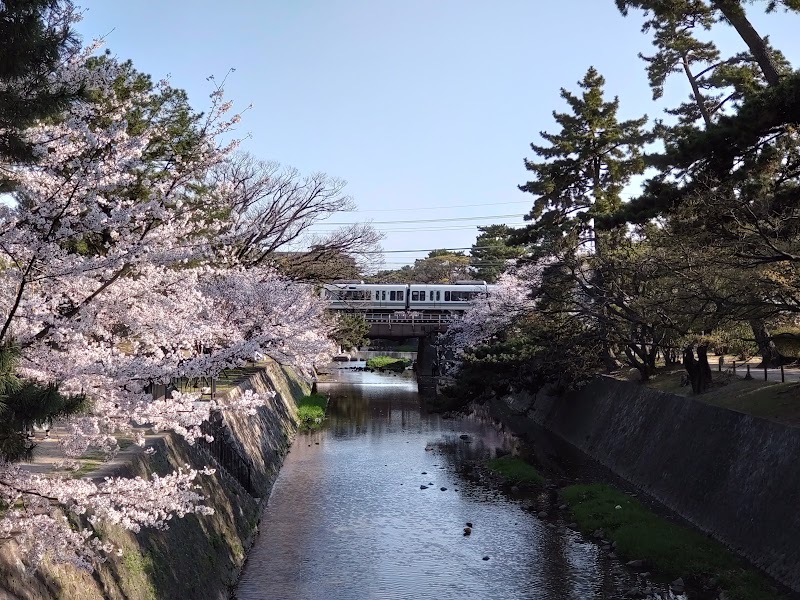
[237,368,666,600]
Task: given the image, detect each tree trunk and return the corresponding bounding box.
[624,345,650,382]
[682,54,713,126]
[713,0,781,86]
[684,344,712,394]
[601,339,622,372]
[664,347,679,367]
[749,318,785,367]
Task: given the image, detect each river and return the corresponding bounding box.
[237,366,669,600]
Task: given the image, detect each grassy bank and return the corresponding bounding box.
[366,356,411,371]
[561,483,781,600]
[641,366,800,427]
[296,393,328,430]
[486,456,544,486]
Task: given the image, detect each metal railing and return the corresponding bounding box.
[199,412,255,495]
[362,312,459,325]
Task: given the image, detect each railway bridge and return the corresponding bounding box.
[360,312,456,377]
[328,311,459,378]
[323,282,490,378]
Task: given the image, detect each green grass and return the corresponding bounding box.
[486,456,544,486]
[70,459,105,478]
[644,367,800,427]
[562,483,781,600]
[296,393,328,430]
[366,356,411,370]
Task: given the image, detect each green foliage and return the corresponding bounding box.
[515,66,650,253]
[771,327,800,358]
[296,394,328,430]
[706,323,760,360]
[485,456,544,486]
[366,356,411,370]
[0,342,88,461]
[277,248,362,282]
[330,314,370,351]
[562,484,780,600]
[448,312,602,405]
[369,250,473,283]
[470,225,526,283]
[0,0,84,179]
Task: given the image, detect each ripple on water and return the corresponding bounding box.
[237,370,669,600]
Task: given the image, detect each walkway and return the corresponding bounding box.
[711,354,800,383]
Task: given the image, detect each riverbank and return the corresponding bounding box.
[562,483,778,600]
[469,437,779,599]
[366,355,412,371]
[296,393,329,430]
[0,360,308,600]
[485,376,800,595]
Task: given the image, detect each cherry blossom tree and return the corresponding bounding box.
[0,24,336,570]
[442,265,540,372]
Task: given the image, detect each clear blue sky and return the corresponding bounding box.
[74,1,800,269]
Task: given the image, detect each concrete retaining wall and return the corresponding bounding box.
[501,377,800,591]
[0,360,307,600]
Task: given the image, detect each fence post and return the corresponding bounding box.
[733,360,736,375]
[745,364,752,380]
[764,365,768,381]
[718,356,724,372]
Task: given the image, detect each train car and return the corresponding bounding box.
[407,282,490,311]
[322,281,493,312]
[322,282,408,310]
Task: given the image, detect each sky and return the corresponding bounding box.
[73,1,800,270]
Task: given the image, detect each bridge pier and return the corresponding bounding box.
[415,333,439,377]
[334,311,450,380]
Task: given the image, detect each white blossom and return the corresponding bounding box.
[443,265,541,373]
[0,36,335,571]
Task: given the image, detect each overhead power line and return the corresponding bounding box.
[344,193,640,214]
[310,223,528,234]
[324,213,525,226]
[364,246,489,254]
[347,200,533,212]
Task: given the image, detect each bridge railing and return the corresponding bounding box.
[362,312,458,325]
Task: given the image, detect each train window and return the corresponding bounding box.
[420,291,426,301]
[398,290,404,301]
[390,291,396,301]
[411,291,419,301]
[342,290,371,301]
[381,291,386,300]
[436,291,440,301]
[450,291,475,301]
[445,291,450,301]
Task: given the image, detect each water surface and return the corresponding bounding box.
[237,367,661,600]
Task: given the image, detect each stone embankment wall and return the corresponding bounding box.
[0,360,307,600]
[497,377,800,591]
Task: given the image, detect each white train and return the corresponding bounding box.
[322,281,492,311]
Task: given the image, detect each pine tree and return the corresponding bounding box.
[616,0,800,369]
[0,342,87,461]
[515,67,650,370]
[470,225,525,283]
[515,67,649,257]
[0,0,84,181]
